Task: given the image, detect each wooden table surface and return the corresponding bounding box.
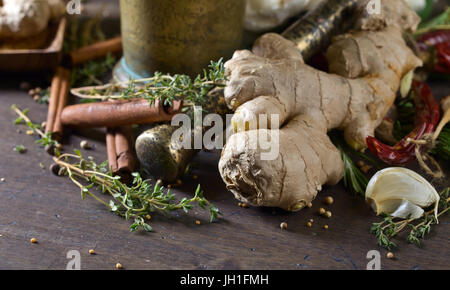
[0,1,449,271]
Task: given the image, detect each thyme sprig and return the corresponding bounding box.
[70,59,226,108]
[11,105,220,231]
[371,188,449,250]
[53,152,221,231]
[11,105,59,148]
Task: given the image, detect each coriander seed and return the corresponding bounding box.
[30,238,37,244]
[325,211,332,218]
[324,196,334,205]
[280,222,288,230]
[116,263,123,269]
[195,220,201,225]
[323,225,329,230]
[318,208,326,215]
[89,249,95,255]
[387,252,394,259]
[306,222,312,228]
[80,140,90,149]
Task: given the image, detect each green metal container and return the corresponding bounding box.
[114,0,245,81]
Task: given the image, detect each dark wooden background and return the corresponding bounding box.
[0,0,448,270]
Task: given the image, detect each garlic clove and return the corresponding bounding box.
[379,199,424,220]
[365,167,439,220]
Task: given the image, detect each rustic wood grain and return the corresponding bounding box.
[0,73,448,270]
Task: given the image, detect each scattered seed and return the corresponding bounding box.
[318,208,326,215]
[156,179,163,186]
[28,89,35,96]
[324,196,334,205]
[0,178,5,182]
[33,95,40,102]
[193,175,198,180]
[145,214,151,220]
[30,238,37,244]
[80,140,90,149]
[34,87,42,94]
[50,163,61,176]
[280,222,288,230]
[167,184,172,188]
[39,163,45,169]
[325,211,332,218]
[26,130,34,135]
[176,179,182,186]
[241,203,249,208]
[306,222,312,228]
[387,252,394,259]
[56,143,63,151]
[41,121,47,129]
[195,220,201,225]
[89,249,95,255]
[238,202,242,207]
[309,219,314,223]
[357,160,365,168]
[323,225,329,230]
[307,202,313,208]
[116,263,123,269]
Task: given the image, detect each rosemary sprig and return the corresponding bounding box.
[53,152,221,231]
[70,59,227,108]
[431,126,450,161]
[330,132,370,196]
[371,188,449,250]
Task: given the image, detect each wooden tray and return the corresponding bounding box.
[0,18,66,72]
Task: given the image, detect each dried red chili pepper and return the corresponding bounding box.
[366,81,440,165]
[417,30,450,51]
[416,30,450,74]
[434,42,450,74]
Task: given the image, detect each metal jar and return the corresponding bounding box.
[114,0,245,80]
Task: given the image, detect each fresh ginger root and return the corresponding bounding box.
[219,0,422,211]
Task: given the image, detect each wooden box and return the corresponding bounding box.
[0,18,66,72]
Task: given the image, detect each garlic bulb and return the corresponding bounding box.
[244,0,324,32]
[365,167,439,220]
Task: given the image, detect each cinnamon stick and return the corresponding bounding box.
[115,127,135,175]
[45,67,64,134]
[106,128,118,172]
[106,127,135,183]
[52,68,71,139]
[61,99,182,128]
[68,36,122,66]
